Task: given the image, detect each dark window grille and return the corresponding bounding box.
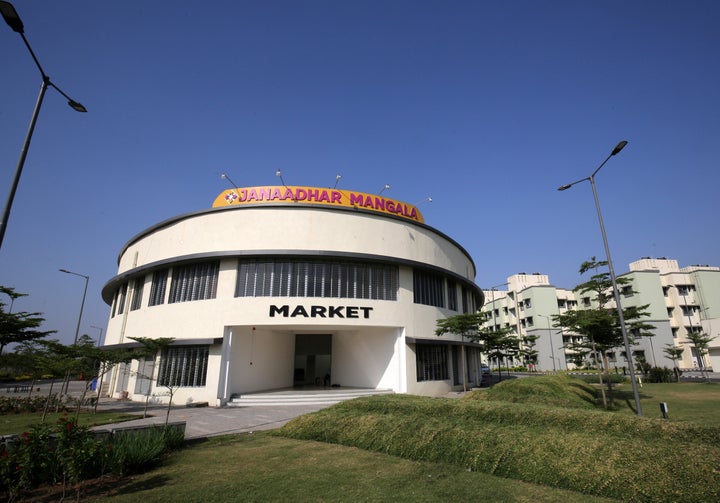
[235,259,398,300]
[413,269,445,308]
[148,269,168,306]
[130,277,144,311]
[116,283,128,315]
[447,279,458,311]
[416,344,448,381]
[169,261,220,303]
[158,345,209,387]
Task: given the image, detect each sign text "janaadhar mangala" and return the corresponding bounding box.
[212,186,424,223]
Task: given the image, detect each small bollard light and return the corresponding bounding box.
[659,402,669,419]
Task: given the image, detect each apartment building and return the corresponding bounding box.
[482,258,719,372]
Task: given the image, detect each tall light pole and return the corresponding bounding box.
[558,140,643,417]
[59,269,89,345]
[538,314,557,372]
[0,1,87,251]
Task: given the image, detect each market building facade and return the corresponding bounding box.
[100,186,484,405]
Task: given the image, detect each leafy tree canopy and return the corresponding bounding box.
[0,286,55,354]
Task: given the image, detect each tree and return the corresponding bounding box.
[685,332,714,382]
[663,344,684,382]
[129,336,175,423]
[0,287,55,354]
[520,334,539,371]
[435,312,508,390]
[553,258,655,407]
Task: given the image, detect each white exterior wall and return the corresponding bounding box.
[102,203,481,405]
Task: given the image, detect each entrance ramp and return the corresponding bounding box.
[227,387,394,407]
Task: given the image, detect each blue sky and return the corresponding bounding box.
[1,0,718,346]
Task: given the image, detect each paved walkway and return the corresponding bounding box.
[91,399,333,440]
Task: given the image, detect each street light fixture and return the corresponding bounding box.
[558,140,643,417]
[59,269,89,345]
[90,325,104,347]
[0,1,87,251]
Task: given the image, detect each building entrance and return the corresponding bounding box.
[294,334,332,387]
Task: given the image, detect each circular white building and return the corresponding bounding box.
[101,186,484,405]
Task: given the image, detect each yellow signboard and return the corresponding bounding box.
[212,186,424,223]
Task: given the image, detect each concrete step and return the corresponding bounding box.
[227,388,394,407]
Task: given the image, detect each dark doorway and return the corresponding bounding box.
[294,334,332,387]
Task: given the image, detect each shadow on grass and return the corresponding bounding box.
[94,474,172,498]
[611,386,653,415]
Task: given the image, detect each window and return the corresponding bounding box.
[413,269,445,308]
[416,344,448,381]
[169,261,219,303]
[526,316,533,327]
[621,285,633,296]
[236,259,398,300]
[557,299,566,308]
[447,279,458,311]
[116,283,128,315]
[676,285,696,296]
[667,307,674,317]
[582,297,591,307]
[134,355,155,394]
[461,288,468,313]
[148,269,168,306]
[672,328,678,338]
[158,345,209,387]
[503,307,508,315]
[524,299,532,309]
[130,277,144,311]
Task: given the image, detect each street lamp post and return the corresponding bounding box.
[538,314,557,372]
[0,1,87,251]
[59,269,89,345]
[558,140,643,417]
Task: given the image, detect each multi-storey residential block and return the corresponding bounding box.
[482,257,718,373]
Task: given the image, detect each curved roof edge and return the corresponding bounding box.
[115,202,478,275]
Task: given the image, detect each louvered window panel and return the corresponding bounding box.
[413,269,445,308]
[416,344,448,381]
[130,277,144,311]
[158,345,209,387]
[148,269,168,306]
[168,261,219,303]
[116,283,128,315]
[234,259,398,300]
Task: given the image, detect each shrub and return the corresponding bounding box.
[0,420,185,500]
[110,425,185,476]
[645,367,675,383]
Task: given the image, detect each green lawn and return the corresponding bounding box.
[80,433,617,503]
[608,381,720,424]
[8,379,720,502]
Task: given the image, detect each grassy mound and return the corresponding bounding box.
[277,382,720,502]
[469,374,599,409]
